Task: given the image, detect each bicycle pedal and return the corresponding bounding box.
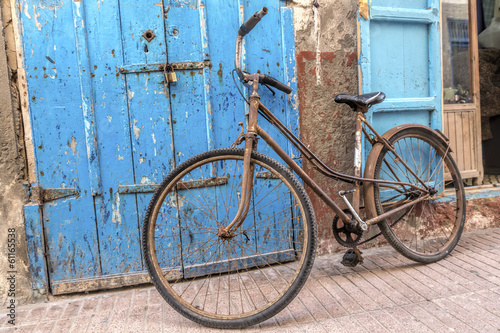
[341,248,364,267]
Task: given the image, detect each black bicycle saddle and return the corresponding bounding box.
[334,92,386,112]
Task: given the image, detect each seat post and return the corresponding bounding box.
[352,111,364,213]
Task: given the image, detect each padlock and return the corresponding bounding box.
[164,64,177,83]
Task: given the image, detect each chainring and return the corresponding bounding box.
[332,209,364,248]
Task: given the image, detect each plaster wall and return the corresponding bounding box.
[0,2,34,305]
[293,0,363,254]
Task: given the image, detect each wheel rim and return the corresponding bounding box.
[147,154,310,320]
[375,134,464,257]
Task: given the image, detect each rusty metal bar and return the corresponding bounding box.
[361,117,431,190]
[365,194,430,225]
[256,124,352,224]
[258,102,426,192]
[31,186,79,204]
[225,77,260,234]
[118,60,212,74]
[117,176,229,194]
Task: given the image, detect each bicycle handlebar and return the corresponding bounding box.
[260,74,293,94]
[234,7,293,95]
[238,7,268,36]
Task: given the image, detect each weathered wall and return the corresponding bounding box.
[0,2,35,305]
[0,0,499,305]
[293,0,360,254]
[291,0,500,255]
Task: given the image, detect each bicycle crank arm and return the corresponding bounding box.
[338,190,368,230]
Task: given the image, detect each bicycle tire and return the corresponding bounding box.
[364,126,466,263]
[142,148,316,329]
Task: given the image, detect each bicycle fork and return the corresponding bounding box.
[219,76,261,238]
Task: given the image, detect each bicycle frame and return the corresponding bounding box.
[221,78,432,236]
[222,10,434,237]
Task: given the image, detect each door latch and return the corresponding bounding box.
[164,64,178,84]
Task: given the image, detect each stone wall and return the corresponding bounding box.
[293,0,361,254]
[0,2,36,305]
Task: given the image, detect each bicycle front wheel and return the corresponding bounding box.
[364,126,466,263]
[143,148,316,329]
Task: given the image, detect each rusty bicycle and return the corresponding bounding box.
[142,7,466,329]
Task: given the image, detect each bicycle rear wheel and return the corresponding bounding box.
[364,126,466,263]
[143,148,316,329]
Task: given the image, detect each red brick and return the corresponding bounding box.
[416,301,473,332]
[317,276,363,314]
[352,312,387,333]
[106,292,133,333]
[305,279,348,318]
[331,275,380,311]
[335,315,368,332]
[364,309,401,333]
[384,306,433,333]
[44,303,67,321]
[436,258,496,289]
[284,296,315,325]
[433,298,496,332]
[68,314,92,333]
[32,321,55,333]
[376,257,440,300]
[343,272,395,309]
[402,303,451,333]
[4,324,35,333]
[51,318,73,333]
[318,317,349,333]
[297,286,331,321]
[361,270,410,306]
[364,264,425,303]
[145,303,162,333]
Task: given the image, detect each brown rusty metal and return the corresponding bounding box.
[117,177,228,194]
[365,194,430,225]
[176,176,229,191]
[256,171,279,179]
[361,118,431,190]
[31,186,79,204]
[257,102,426,192]
[225,79,260,233]
[118,60,211,74]
[256,124,352,224]
[142,29,156,42]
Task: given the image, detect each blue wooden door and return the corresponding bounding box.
[20,0,298,293]
[358,0,442,152]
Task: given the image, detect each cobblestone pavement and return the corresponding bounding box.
[1,228,500,332]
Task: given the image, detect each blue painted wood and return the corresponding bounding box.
[71,0,102,196]
[20,0,298,289]
[359,0,442,157]
[23,203,47,290]
[281,7,301,164]
[86,0,146,276]
[19,0,102,284]
[370,7,438,24]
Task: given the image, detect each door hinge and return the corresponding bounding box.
[359,0,369,20]
[31,186,79,204]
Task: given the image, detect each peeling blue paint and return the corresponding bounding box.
[21,0,298,291]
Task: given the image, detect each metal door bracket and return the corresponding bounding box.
[31,186,79,204]
[359,0,369,20]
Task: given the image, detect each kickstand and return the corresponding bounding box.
[341,246,364,267]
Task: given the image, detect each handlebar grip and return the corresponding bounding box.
[238,7,268,36]
[260,74,293,94]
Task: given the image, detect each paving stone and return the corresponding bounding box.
[1,228,500,332]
